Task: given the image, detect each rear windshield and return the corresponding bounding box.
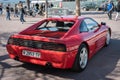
[36,20,75,32]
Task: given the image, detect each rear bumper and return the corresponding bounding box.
[6,45,77,69]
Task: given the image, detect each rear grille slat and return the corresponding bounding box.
[9,38,66,52]
[13,38,43,49]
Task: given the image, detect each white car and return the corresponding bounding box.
[48,8,74,18]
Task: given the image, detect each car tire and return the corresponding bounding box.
[105,30,111,46]
[96,7,100,11]
[72,44,88,72]
[83,7,87,11]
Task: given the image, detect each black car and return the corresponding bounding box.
[81,1,101,11]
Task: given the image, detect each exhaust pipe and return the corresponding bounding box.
[45,62,52,68]
[14,56,19,61]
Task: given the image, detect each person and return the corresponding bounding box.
[107,0,114,20]
[6,4,11,20]
[0,3,3,15]
[14,4,18,17]
[35,3,39,12]
[19,4,25,23]
[115,0,120,21]
[48,3,54,8]
[39,3,45,15]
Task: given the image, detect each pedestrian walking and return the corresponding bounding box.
[18,2,25,24]
[19,6,25,24]
[35,3,39,12]
[19,7,25,23]
[0,3,3,15]
[14,4,18,17]
[39,3,45,15]
[115,0,120,21]
[107,0,114,20]
[6,4,11,20]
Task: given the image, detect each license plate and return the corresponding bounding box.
[22,50,40,58]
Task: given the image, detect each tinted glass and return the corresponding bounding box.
[80,21,88,32]
[84,18,99,32]
[36,20,75,32]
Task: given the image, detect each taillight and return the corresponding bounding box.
[41,42,66,52]
[7,38,66,52]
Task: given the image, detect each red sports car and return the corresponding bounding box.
[6,16,111,72]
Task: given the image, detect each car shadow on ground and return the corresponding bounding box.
[16,38,120,80]
[0,55,11,79]
[0,32,120,80]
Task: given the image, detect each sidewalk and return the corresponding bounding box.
[0,14,43,33]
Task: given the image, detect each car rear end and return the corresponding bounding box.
[6,17,79,69]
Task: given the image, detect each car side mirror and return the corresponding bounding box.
[101,22,106,25]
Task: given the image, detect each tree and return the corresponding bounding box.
[75,0,81,16]
[26,0,30,10]
[45,0,48,18]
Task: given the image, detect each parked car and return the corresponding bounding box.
[81,1,101,11]
[6,16,111,72]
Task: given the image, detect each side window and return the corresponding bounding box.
[38,21,47,28]
[79,21,88,32]
[84,18,99,32]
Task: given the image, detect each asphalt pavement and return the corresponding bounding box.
[0,12,120,80]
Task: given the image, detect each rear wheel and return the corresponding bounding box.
[72,44,88,72]
[83,7,89,11]
[96,7,100,11]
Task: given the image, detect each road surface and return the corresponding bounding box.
[0,13,120,80]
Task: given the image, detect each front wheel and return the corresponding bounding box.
[96,7,100,11]
[72,44,88,72]
[83,7,89,11]
[105,31,111,46]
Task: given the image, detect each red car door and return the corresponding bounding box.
[79,18,99,57]
[84,18,106,53]
[94,25,107,51]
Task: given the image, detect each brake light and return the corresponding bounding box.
[42,42,66,52]
[7,38,66,52]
